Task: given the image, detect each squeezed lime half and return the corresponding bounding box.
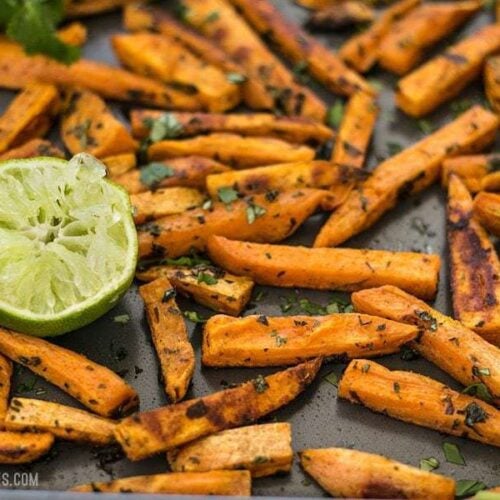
[0,153,138,336]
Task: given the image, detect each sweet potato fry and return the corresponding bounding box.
[131,188,204,224]
[205,161,362,211]
[307,2,375,30]
[0,355,12,424]
[230,0,373,96]
[114,157,230,194]
[138,189,325,258]
[351,286,500,405]
[181,0,326,120]
[168,423,292,477]
[299,448,455,500]
[202,313,418,367]
[57,22,88,46]
[148,134,315,168]
[0,82,60,154]
[441,154,500,193]
[61,89,137,158]
[6,398,117,445]
[296,0,338,9]
[0,328,139,417]
[448,175,500,346]
[300,448,455,499]
[379,1,481,75]
[0,431,54,464]
[101,153,136,178]
[485,56,500,113]
[139,278,195,402]
[112,33,240,113]
[396,24,500,117]
[331,91,378,169]
[0,139,64,161]
[339,0,420,73]
[339,359,500,446]
[136,265,254,316]
[0,38,200,110]
[207,236,441,299]
[70,471,251,495]
[474,192,500,237]
[314,106,499,248]
[130,110,333,145]
[65,0,136,17]
[114,359,321,460]
[482,172,500,192]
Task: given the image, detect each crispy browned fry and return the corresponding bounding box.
[70,471,251,495]
[131,188,204,224]
[101,153,136,178]
[0,431,54,464]
[6,398,117,445]
[379,1,481,75]
[114,359,321,460]
[351,286,500,406]
[139,278,195,402]
[0,139,64,161]
[485,56,500,113]
[202,313,418,367]
[57,22,88,46]
[448,175,500,346]
[314,106,499,248]
[182,0,327,120]
[230,0,373,96]
[168,423,292,477]
[0,38,201,110]
[64,0,137,17]
[136,265,254,316]
[0,355,11,424]
[339,0,420,73]
[148,133,315,168]
[205,161,362,211]
[482,171,500,192]
[474,192,500,237]
[130,110,333,145]
[114,157,230,194]
[207,236,441,299]
[61,89,137,158]
[396,24,500,117]
[0,83,60,154]
[441,154,500,193]
[339,359,500,446]
[0,328,139,417]
[300,448,455,499]
[138,189,325,258]
[307,2,375,30]
[296,0,337,8]
[331,91,378,169]
[112,33,240,113]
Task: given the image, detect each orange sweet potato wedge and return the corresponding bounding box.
[474,191,500,237]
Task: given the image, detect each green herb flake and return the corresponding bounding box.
[113,314,130,325]
[196,272,218,285]
[416,119,435,135]
[455,480,486,498]
[462,382,493,403]
[442,441,465,465]
[140,162,174,189]
[473,366,491,377]
[327,100,344,129]
[270,330,287,347]
[387,142,403,156]
[252,374,269,393]
[145,113,183,143]
[419,457,439,471]
[323,371,339,387]
[361,363,370,373]
[217,186,239,204]
[184,311,206,323]
[464,402,488,427]
[204,10,220,23]
[226,72,247,84]
[246,203,266,224]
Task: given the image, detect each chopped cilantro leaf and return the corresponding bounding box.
[184,310,206,323]
[113,314,130,325]
[246,203,266,224]
[196,272,218,285]
[217,186,239,204]
[227,72,247,84]
[144,113,183,143]
[442,441,465,465]
[419,457,439,471]
[462,382,493,403]
[323,371,339,387]
[140,162,174,189]
[326,100,344,129]
[455,480,486,498]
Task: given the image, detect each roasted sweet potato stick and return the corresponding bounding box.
[339,0,421,73]
[482,172,500,192]
[296,0,336,8]
[331,91,378,169]
[181,0,327,120]
[0,139,64,161]
[230,0,373,96]
[101,153,136,178]
[379,1,481,75]
[307,2,375,30]
[207,236,441,299]
[65,0,136,17]
[148,133,315,168]
[202,313,418,367]
[131,188,204,224]
[474,192,500,237]
[0,328,139,417]
[396,24,500,117]
[0,83,60,154]
[441,154,500,193]
[61,89,137,158]
[168,423,292,477]
[447,175,500,346]
[138,189,325,258]
[314,106,499,248]
[57,22,88,46]
[0,355,11,424]
[6,398,117,445]
[339,359,500,446]
[114,359,321,460]
[139,278,195,402]
[114,157,230,194]
[351,286,500,405]
[485,56,500,113]
[0,431,54,464]
[130,110,333,145]
[70,471,251,495]
[112,33,240,113]
[136,265,254,316]
[300,447,455,499]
